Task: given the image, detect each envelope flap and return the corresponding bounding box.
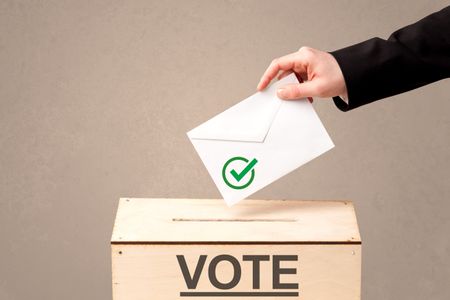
[187,74,299,143]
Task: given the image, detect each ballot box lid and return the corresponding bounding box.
[111,198,361,244]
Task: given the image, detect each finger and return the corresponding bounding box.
[277,70,293,80]
[278,72,313,102]
[294,74,313,103]
[257,52,305,91]
[279,71,308,81]
[277,82,318,100]
[257,53,296,90]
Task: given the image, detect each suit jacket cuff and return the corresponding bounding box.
[333,96,350,112]
[330,41,379,111]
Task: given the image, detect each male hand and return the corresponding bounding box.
[257,47,347,101]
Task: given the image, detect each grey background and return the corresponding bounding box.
[1,1,449,299]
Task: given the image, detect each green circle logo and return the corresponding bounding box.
[222,156,258,190]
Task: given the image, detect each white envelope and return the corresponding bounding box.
[187,73,334,206]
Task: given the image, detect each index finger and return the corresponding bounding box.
[257,52,302,91]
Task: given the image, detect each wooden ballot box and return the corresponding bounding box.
[111,198,361,299]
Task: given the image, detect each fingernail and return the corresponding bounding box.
[277,88,288,98]
[257,80,263,90]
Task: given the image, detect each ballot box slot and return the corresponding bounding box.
[171,218,297,222]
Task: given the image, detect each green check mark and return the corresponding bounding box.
[230,158,258,182]
[222,156,258,190]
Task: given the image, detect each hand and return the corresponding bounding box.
[257,47,347,101]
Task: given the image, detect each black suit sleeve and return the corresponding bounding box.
[330,6,450,111]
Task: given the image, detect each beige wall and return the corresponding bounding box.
[1,1,449,299]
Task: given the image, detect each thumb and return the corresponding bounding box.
[277,81,318,100]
